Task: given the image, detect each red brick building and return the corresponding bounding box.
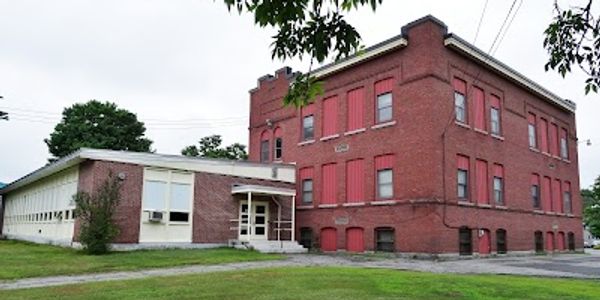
[248,16,582,255]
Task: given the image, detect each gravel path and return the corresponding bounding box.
[1,253,598,290]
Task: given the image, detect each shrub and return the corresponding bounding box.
[594,244,600,250]
[74,172,122,255]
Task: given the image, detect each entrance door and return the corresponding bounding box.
[239,201,269,241]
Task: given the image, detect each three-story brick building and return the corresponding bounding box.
[248,16,582,255]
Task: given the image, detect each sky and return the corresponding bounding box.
[0,0,598,188]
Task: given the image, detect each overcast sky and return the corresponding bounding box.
[0,0,598,188]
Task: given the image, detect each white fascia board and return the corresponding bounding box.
[312,37,408,79]
[231,185,296,197]
[444,36,576,113]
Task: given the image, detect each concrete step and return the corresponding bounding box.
[246,240,308,253]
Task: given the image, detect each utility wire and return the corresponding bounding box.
[473,0,489,45]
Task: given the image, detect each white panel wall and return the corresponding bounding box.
[139,168,194,243]
[2,167,78,245]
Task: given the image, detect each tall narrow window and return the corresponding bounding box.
[567,232,575,251]
[475,159,488,205]
[473,87,485,131]
[273,127,282,161]
[301,104,315,141]
[454,78,467,124]
[496,229,507,254]
[459,227,472,255]
[550,123,559,156]
[347,87,365,131]
[490,95,501,135]
[322,96,338,137]
[553,178,562,213]
[534,231,544,253]
[493,164,504,206]
[528,113,537,148]
[539,118,549,153]
[560,128,569,159]
[375,78,393,123]
[321,163,337,205]
[457,155,469,201]
[260,140,269,162]
[531,174,541,209]
[563,181,572,214]
[375,154,394,199]
[346,159,365,203]
[299,168,314,204]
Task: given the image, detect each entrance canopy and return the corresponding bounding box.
[231,184,296,197]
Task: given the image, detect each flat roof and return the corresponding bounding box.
[0,148,296,194]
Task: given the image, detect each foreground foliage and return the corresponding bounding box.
[0,240,281,280]
[2,267,599,299]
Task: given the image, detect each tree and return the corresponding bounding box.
[222,1,599,105]
[583,175,600,237]
[181,135,248,160]
[74,172,122,255]
[544,0,600,94]
[45,100,153,160]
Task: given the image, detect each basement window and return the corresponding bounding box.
[496,229,507,254]
[375,227,395,252]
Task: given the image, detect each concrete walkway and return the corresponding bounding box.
[1,253,598,290]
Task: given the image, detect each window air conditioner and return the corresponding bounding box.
[148,211,163,222]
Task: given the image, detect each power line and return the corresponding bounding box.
[473,0,489,44]
[492,0,523,56]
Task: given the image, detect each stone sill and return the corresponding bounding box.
[370,200,397,206]
[529,147,540,153]
[533,210,545,214]
[477,203,493,208]
[319,134,340,142]
[562,158,571,164]
[342,202,366,207]
[344,128,366,136]
[491,134,504,141]
[296,205,313,210]
[318,204,338,208]
[371,120,396,130]
[297,140,315,146]
[495,205,508,210]
[474,128,488,135]
[455,121,470,129]
[458,201,475,206]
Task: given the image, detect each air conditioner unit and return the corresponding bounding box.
[148,211,163,222]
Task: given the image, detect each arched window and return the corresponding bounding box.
[346,227,365,252]
[567,232,576,251]
[534,231,544,253]
[299,227,313,249]
[260,130,270,162]
[459,226,472,255]
[273,127,283,161]
[375,227,395,252]
[496,229,507,254]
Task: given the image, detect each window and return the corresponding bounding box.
[567,232,575,251]
[347,87,365,131]
[302,115,314,141]
[534,231,544,253]
[322,96,338,137]
[302,179,313,204]
[169,212,189,222]
[274,127,283,160]
[300,227,313,249]
[560,128,569,159]
[528,113,537,148]
[274,137,282,160]
[143,180,167,211]
[539,118,549,153]
[457,155,469,201]
[375,154,394,199]
[490,95,501,135]
[454,90,467,123]
[475,159,488,205]
[473,87,485,130]
[260,140,269,162]
[493,164,504,206]
[459,227,472,255]
[496,229,507,254]
[531,174,541,209]
[375,227,395,252]
[376,93,393,123]
[346,159,365,203]
[143,170,193,224]
[563,181,572,214]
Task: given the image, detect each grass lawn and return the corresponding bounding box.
[0,240,281,280]
[1,267,599,300]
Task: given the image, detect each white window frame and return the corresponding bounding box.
[302,179,313,204]
[528,123,537,148]
[493,176,504,205]
[376,92,393,123]
[454,91,467,123]
[376,168,393,199]
[490,107,501,135]
[560,136,568,159]
[142,169,194,225]
[457,169,468,199]
[302,115,314,141]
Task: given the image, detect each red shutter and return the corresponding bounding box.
[539,118,549,153]
[320,227,337,251]
[476,160,488,205]
[375,78,393,95]
[260,130,270,141]
[542,176,552,211]
[274,127,282,138]
[490,95,500,109]
[531,174,540,185]
[347,88,365,131]
[478,229,491,255]
[546,232,555,251]
[563,181,571,194]
[473,87,485,130]
[527,113,536,124]
[557,232,565,251]
[553,179,562,213]
[301,103,315,117]
[549,123,559,156]
[493,164,503,178]
[375,154,394,170]
[322,96,338,137]
[457,155,469,170]
[453,78,467,94]
[346,159,364,203]
[346,227,365,252]
[321,163,337,205]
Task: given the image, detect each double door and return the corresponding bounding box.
[239,201,268,241]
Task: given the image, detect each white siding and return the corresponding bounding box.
[2,167,78,245]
